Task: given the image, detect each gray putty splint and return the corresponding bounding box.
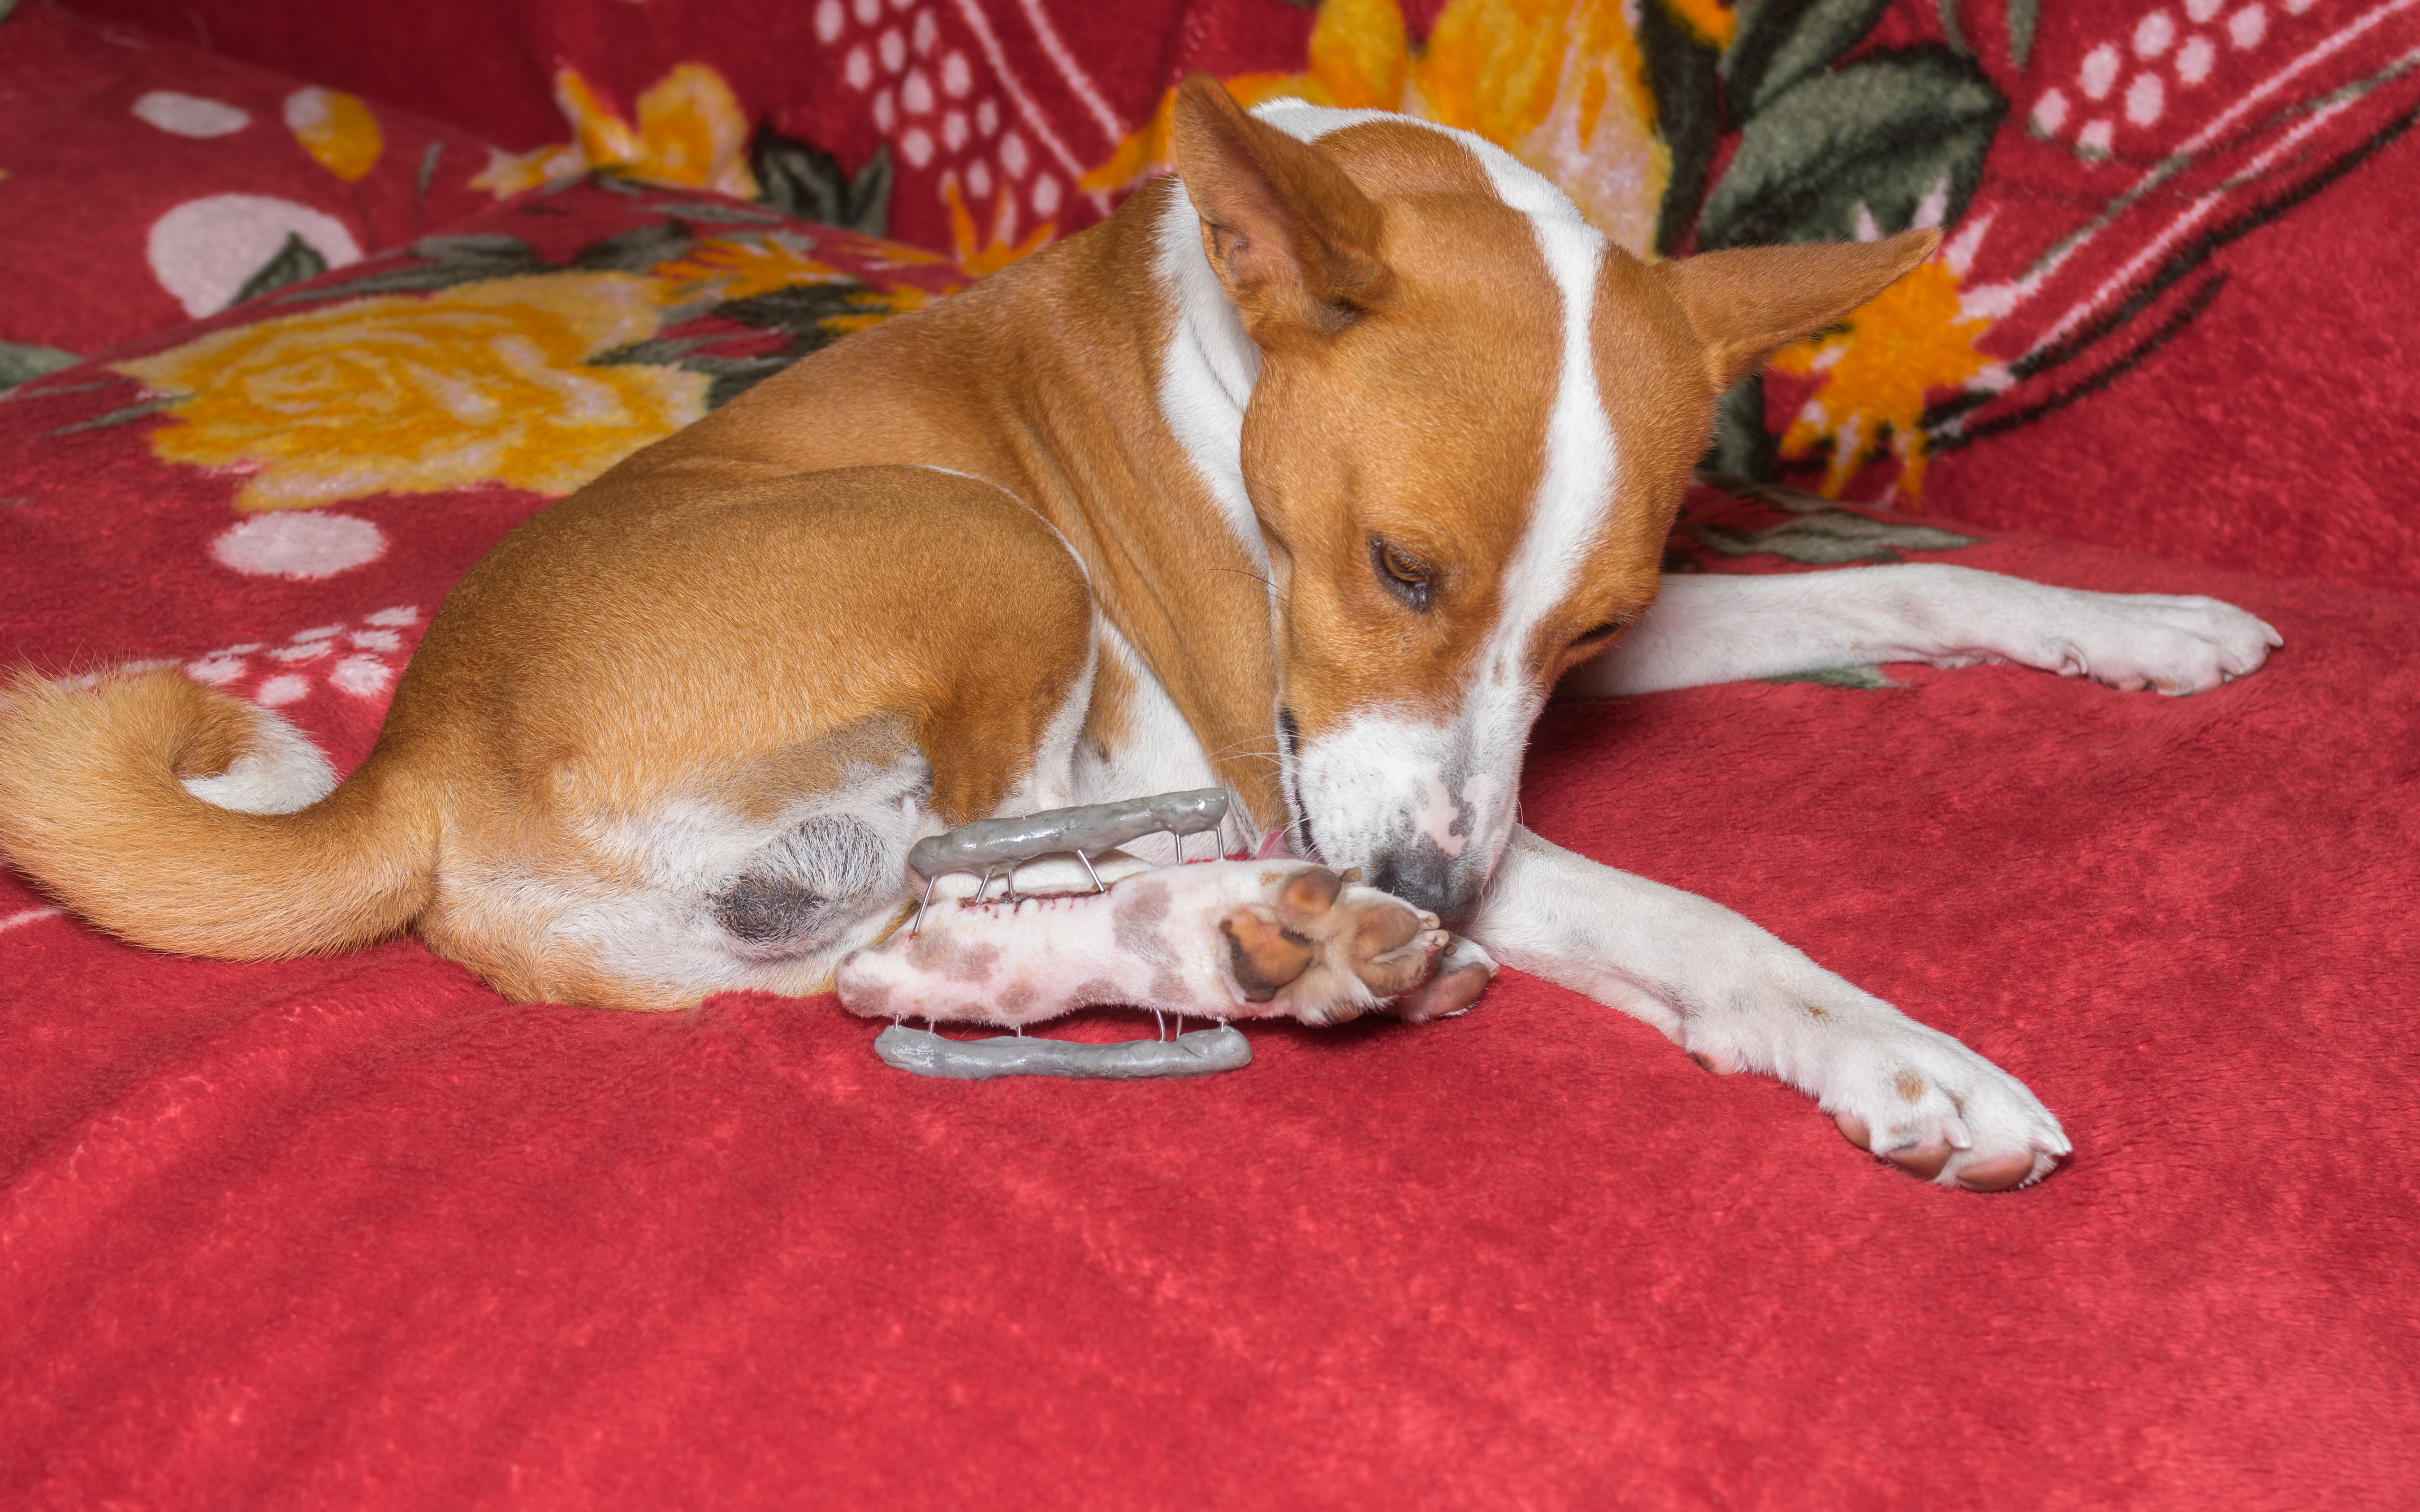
[874,1023,1252,1080]
[905,788,1230,882]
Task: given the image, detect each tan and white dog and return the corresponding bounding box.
[0,79,2279,1192]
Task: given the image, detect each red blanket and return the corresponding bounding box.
[4,4,2418,1505]
[9,521,2415,1505]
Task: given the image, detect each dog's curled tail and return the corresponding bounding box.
[0,669,431,958]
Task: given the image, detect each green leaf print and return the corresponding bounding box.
[1724,0,1895,118]
[0,340,78,393]
[1696,509,1982,564]
[1698,49,2005,250]
[232,233,329,304]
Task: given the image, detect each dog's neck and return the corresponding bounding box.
[942,181,1292,818]
[1147,181,1268,584]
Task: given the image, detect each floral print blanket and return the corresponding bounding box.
[0,177,964,761]
[15,0,2420,587]
[3,6,2420,1508]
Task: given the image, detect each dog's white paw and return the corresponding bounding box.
[2018,589,2281,695]
[1816,1027,2070,1191]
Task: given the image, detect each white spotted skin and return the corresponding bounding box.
[836,859,1427,1029]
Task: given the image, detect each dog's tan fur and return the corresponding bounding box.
[0,78,1933,1012]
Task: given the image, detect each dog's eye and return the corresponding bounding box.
[1371,538,1433,612]
[1573,618,1629,645]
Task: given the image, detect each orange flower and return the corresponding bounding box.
[944,177,1054,277]
[820,284,949,337]
[285,87,384,182]
[1661,0,1736,47]
[1768,257,2001,500]
[474,64,759,200]
[651,234,958,331]
[1082,0,1669,255]
[653,233,852,302]
[116,274,709,510]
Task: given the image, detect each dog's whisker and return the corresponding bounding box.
[1206,566,1280,594]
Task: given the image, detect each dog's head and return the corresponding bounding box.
[1167,76,1937,926]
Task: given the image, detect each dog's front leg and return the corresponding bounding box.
[1563,564,2281,698]
[1467,825,2070,1191]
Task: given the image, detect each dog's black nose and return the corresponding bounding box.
[1365,849,1482,933]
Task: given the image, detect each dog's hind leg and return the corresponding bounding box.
[399,465,1102,1008]
[1466,825,2070,1192]
[1561,565,2281,699]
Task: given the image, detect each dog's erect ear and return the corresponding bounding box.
[1657,228,1941,390]
[1169,74,1387,336]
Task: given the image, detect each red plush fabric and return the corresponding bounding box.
[49,0,1299,252]
[1918,143,2420,597]
[0,4,497,356]
[5,500,2416,1506]
[4,173,2417,1494]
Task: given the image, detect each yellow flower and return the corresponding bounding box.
[1414,0,1667,252]
[115,274,709,511]
[1768,258,1999,500]
[1308,0,1409,107]
[474,64,760,200]
[285,87,384,182]
[1083,0,1668,256]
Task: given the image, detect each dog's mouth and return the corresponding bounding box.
[1270,704,1326,864]
[1254,825,1324,864]
[1277,696,1526,930]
